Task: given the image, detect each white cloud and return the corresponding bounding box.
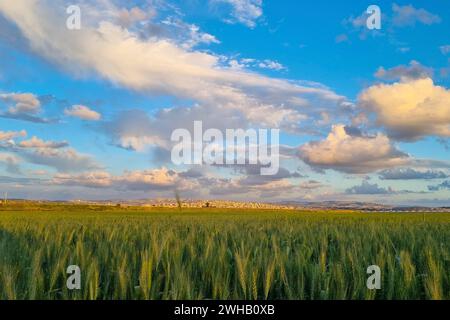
[0,0,345,132]
[299,125,408,173]
[161,17,220,49]
[119,168,189,191]
[118,135,168,152]
[228,58,285,72]
[212,0,263,28]
[0,92,40,114]
[65,105,101,121]
[359,78,450,140]
[0,92,54,123]
[0,130,26,141]
[257,59,285,71]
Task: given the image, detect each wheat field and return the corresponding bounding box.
[0,204,448,300]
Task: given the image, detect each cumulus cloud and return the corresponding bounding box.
[0,92,40,114]
[64,105,101,121]
[375,61,433,81]
[391,3,441,27]
[379,168,449,180]
[299,125,408,173]
[0,92,56,123]
[359,78,450,140]
[346,181,392,195]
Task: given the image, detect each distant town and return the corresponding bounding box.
[2,198,449,213]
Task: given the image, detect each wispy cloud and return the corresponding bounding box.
[391,3,441,27]
[65,105,101,121]
[379,168,449,180]
[211,0,263,28]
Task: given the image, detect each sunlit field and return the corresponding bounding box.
[0,204,449,300]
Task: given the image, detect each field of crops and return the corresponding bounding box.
[0,204,449,300]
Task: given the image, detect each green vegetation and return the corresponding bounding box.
[0,204,449,300]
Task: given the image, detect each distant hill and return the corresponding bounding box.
[277,201,450,212]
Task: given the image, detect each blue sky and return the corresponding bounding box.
[0,0,449,205]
